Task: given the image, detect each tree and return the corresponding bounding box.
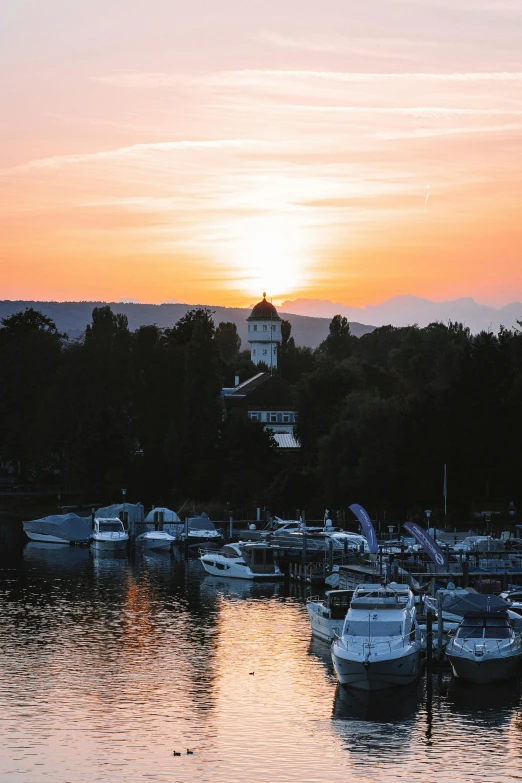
[0,309,65,481]
[319,314,354,360]
[215,322,241,363]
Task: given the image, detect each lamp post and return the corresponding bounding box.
[425,509,432,534]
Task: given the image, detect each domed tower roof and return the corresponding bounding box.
[247,293,281,321]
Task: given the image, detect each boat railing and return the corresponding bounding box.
[336,632,417,653]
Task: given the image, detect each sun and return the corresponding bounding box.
[228,215,309,302]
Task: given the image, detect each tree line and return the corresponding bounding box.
[1,306,521,524]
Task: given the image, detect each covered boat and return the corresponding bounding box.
[446,610,522,684]
[23,513,92,544]
[185,514,223,545]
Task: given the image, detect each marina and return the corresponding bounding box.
[2,518,522,783]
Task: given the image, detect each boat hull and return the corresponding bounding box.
[200,558,282,580]
[331,645,421,691]
[90,538,128,551]
[306,604,344,643]
[136,539,172,551]
[447,651,522,684]
[25,532,70,544]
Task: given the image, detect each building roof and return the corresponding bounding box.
[247,294,281,322]
[223,372,294,410]
[272,433,300,449]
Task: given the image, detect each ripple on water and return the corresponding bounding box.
[0,535,522,782]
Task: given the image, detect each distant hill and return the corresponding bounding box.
[280,295,522,334]
[0,301,375,349]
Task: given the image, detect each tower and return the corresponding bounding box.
[247,293,281,370]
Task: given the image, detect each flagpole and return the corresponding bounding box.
[442,463,448,523]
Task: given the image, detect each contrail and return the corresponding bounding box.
[424,184,430,212]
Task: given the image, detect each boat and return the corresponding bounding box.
[331,582,422,691]
[446,610,522,684]
[185,514,223,545]
[90,517,129,551]
[424,584,471,619]
[23,513,92,544]
[135,530,175,551]
[199,542,283,580]
[306,590,353,642]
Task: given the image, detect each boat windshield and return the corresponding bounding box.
[457,617,512,639]
[344,620,403,636]
[98,522,124,533]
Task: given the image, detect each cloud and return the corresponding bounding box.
[372,122,522,140]
[6,139,274,173]
[212,69,522,85]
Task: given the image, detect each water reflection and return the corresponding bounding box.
[1,521,522,783]
[333,680,422,724]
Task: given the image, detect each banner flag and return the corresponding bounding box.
[403,521,447,567]
[349,504,379,554]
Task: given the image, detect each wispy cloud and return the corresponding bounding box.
[372,122,522,140]
[6,139,274,173]
[254,31,422,60]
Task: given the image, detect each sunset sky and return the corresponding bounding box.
[2,0,522,307]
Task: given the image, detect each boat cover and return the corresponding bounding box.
[187,516,217,531]
[144,507,180,523]
[23,513,92,542]
[443,593,509,616]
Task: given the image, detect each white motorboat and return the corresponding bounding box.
[135,530,175,551]
[446,611,522,684]
[306,590,353,642]
[199,542,283,580]
[331,582,422,691]
[90,517,129,551]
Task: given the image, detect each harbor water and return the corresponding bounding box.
[1,522,522,783]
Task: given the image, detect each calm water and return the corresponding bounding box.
[1,523,522,783]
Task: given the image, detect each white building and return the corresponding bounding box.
[247,293,281,369]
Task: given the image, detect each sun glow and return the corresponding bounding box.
[227,215,312,302]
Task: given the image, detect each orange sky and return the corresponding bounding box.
[2,0,522,307]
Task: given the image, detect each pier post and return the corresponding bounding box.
[229,514,234,541]
[426,609,433,671]
[302,531,307,569]
[437,590,444,660]
[328,539,334,571]
[184,516,189,556]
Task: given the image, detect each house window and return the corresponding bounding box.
[270,412,278,423]
[271,324,276,331]
[248,324,251,331]
[263,349,267,355]
[252,349,256,356]
[283,412,290,423]
[263,324,268,332]
[250,412,259,421]
[253,324,257,331]
[273,346,277,354]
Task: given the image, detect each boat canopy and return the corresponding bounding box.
[23,513,91,542]
[443,594,509,616]
[144,506,180,523]
[188,516,217,531]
